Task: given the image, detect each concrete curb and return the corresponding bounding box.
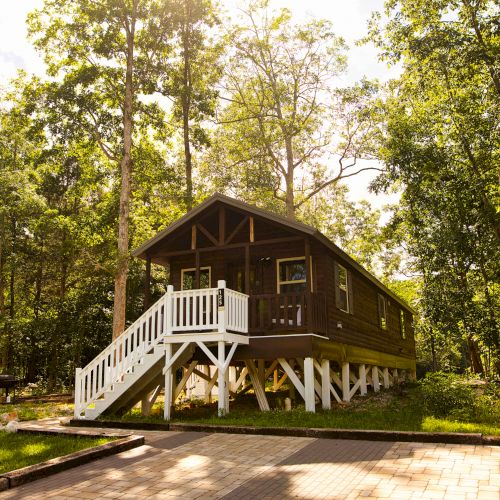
[0,431,144,491]
[69,418,499,446]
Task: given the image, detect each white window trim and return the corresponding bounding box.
[181,266,211,290]
[379,294,387,330]
[400,309,406,338]
[337,263,350,313]
[276,256,312,294]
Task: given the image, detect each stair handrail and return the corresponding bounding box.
[74,282,249,417]
[74,285,173,417]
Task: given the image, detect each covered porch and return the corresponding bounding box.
[137,199,328,337]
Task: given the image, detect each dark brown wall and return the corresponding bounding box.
[321,248,415,360]
[165,214,415,360]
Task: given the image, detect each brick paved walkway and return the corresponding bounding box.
[1,419,499,499]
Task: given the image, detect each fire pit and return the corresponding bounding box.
[0,374,17,403]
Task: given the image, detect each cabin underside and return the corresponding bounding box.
[154,332,416,419]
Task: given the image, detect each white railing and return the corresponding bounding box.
[74,281,248,417]
[225,288,249,333]
[171,288,219,332]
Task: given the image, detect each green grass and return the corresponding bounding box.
[110,383,500,436]
[0,401,73,421]
[0,432,113,474]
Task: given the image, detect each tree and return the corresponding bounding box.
[368,0,500,373]
[147,0,222,211]
[214,1,355,218]
[28,0,166,339]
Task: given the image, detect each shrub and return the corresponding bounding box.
[419,372,475,418]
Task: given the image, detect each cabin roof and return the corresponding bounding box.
[132,193,416,314]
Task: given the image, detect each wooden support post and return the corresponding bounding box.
[143,256,152,311]
[321,359,331,410]
[164,344,173,420]
[383,367,390,389]
[203,365,212,403]
[218,280,226,333]
[195,251,200,289]
[273,369,279,391]
[245,244,250,295]
[245,360,270,411]
[218,206,225,245]
[304,357,316,412]
[249,216,254,242]
[141,392,152,416]
[359,364,367,396]
[258,359,265,388]
[372,365,380,393]
[393,368,399,384]
[305,238,312,298]
[191,224,196,250]
[217,341,227,416]
[342,362,350,402]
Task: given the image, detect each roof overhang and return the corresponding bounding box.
[132,193,416,315]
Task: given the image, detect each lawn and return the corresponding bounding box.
[0,432,112,474]
[110,382,500,436]
[0,400,73,421]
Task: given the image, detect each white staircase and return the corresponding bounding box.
[74,284,249,419]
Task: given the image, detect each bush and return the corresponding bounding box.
[419,372,475,418]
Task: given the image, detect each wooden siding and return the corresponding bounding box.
[146,201,415,361]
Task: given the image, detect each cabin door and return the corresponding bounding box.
[227,262,245,293]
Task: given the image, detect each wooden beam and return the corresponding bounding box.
[226,216,249,245]
[195,251,200,289]
[249,216,254,242]
[174,361,198,400]
[321,359,331,410]
[245,244,250,295]
[197,223,218,246]
[191,225,196,250]
[359,364,367,396]
[219,206,225,245]
[305,238,312,294]
[278,358,305,400]
[342,362,350,402]
[157,236,303,258]
[245,360,270,411]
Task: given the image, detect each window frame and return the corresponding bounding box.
[276,256,312,294]
[181,266,212,290]
[337,263,350,313]
[378,293,388,330]
[400,309,406,339]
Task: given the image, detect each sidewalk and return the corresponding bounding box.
[1,418,498,499]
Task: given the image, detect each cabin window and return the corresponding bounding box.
[334,262,353,313]
[400,310,406,339]
[378,294,387,330]
[181,267,211,290]
[277,257,307,293]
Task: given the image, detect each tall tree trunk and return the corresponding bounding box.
[429,328,438,371]
[284,137,295,219]
[4,217,17,373]
[181,17,193,212]
[112,6,136,340]
[0,214,5,372]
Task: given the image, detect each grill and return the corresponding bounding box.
[0,374,17,402]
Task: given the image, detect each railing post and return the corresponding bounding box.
[217,280,226,333]
[74,368,82,417]
[166,285,174,335]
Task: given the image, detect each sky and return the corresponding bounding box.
[0,0,400,212]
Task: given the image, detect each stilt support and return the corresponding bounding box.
[321,359,331,410]
[304,357,316,412]
[342,362,350,402]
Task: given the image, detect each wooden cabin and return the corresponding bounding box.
[74,194,416,420]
